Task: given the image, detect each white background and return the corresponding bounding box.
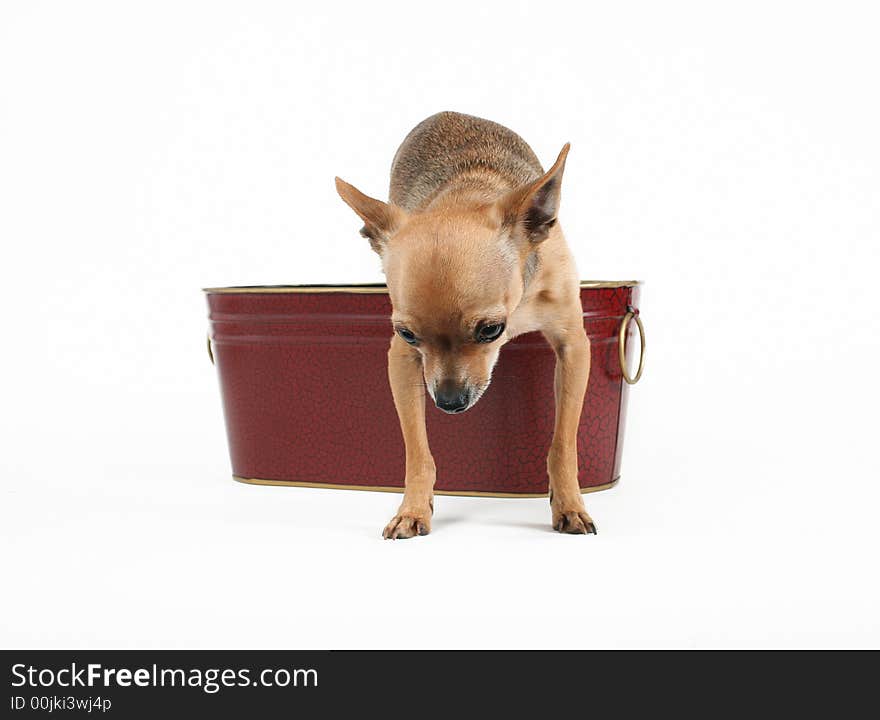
[2,1,879,648]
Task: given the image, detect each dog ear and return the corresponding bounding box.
[500,143,570,244]
[335,178,407,255]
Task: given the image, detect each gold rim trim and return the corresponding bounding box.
[204,280,641,294]
[232,475,618,498]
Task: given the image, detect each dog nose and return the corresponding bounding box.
[435,381,470,414]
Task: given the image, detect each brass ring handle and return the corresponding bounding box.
[618,309,645,385]
[207,335,215,365]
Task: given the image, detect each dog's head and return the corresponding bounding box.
[335,145,569,414]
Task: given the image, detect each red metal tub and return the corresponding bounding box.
[205,281,644,497]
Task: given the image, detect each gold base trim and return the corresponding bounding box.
[204,281,641,295]
[232,475,618,498]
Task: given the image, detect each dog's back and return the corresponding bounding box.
[389,111,544,212]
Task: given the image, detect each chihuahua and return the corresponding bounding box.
[336,111,594,539]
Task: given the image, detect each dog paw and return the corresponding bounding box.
[382,510,431,540]
[549,489,596,534]
[550,498,597,534]
[552,510,597,534]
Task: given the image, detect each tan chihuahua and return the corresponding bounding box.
[336,111,594,539]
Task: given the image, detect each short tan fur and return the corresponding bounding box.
[336,111,595,538]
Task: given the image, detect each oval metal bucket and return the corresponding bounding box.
[205,281,644,497]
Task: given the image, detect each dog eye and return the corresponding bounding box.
[396,327,418,345]
[476,323,505,343]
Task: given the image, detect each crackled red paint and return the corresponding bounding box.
[207,285,641,495]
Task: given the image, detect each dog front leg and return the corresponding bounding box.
[382,335,436,539]
[544,320,596,534]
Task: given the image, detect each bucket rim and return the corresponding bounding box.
[203,280,642,294]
